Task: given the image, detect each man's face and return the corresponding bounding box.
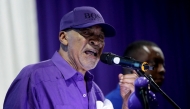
[65,26,105,72]
[141,46,166,87]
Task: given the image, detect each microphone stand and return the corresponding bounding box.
[136,70,181,109]
[139,87,149,109]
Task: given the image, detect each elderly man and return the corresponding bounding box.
[3,6,137,109]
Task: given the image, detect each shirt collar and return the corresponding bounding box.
[85,71,94,81]
[51,51,94,81]
[51,51,76,80]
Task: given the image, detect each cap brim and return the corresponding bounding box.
[72,22,116,37]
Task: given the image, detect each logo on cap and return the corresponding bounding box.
[84,13,101,21]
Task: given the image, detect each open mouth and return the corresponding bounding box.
[85,50,98,57]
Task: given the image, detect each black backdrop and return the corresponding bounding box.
[36,0,190,108]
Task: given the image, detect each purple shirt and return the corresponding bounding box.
[4,52,105,109]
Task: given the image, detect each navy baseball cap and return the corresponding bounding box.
[60,6,116,37]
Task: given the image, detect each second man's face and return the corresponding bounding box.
[143,46,166,87]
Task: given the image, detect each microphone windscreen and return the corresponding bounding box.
[100,52,114,65]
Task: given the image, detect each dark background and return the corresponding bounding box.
[36,0,190,108]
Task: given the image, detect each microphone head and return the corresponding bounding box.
[100,52,116,65]
[113,57,120,64]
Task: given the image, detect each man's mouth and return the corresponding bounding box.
[85,50,98,57]
[154,77,164,84]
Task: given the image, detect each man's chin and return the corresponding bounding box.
[83,64,97,71]
[150,81,163,92]
[154,78,164,85]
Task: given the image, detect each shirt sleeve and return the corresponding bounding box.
[3,67,39,109]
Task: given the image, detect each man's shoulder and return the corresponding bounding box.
[19,59,53,74]
[27,59,54,71]
[106,85,121,99]
[17,59,60,84]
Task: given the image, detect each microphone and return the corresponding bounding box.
[100,52,153,72]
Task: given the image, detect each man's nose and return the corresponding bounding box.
[158,64,166,74]
[89,39,104,48]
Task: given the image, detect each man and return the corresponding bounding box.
[106,40,166,109]
[3,6,137,109]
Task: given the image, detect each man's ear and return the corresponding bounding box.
[59,31,68,45]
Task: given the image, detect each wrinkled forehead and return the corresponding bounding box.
[142,45,164,59]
